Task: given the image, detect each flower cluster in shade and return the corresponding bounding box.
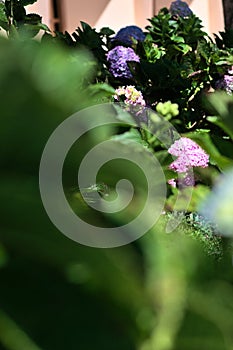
[169,0,193,18]
[215,67,233,94]
[114,86,146,106]
[168,137,209,187]
[106,46,140,79]
[112,25,146,46]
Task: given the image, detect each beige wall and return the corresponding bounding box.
[27,0,224,36]
[208,1,225,35]
[134,0,154,28]
[62,0,112,32]
[94,0,136,32]
[62,0,152,33]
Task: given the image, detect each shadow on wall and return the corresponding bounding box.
[62,0,111,32]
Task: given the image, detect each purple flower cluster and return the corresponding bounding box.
[169,0,193,18]
[113,25,146,46]
[215,74,233,95]
[168,137,209,173]
[106,46,140,79]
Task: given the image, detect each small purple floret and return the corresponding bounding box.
[215,74,233,95]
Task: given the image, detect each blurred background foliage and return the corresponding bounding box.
[0,3,233,350]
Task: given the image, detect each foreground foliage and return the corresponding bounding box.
[0,1,233,350]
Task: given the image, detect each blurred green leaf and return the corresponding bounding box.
[166,185,210,212]
[207,92,233,139]
[111,128,148,146]
[0,244,8,269]
[185,132,233,170]
[207,116,233,139]
[0,309,43,350]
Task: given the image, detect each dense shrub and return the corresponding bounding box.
[0,1,233,350]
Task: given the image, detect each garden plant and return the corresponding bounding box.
[0,1,233,350]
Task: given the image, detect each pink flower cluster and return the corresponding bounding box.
[168,137,209,187]
[114,85,146,106]
[168,137,209,173]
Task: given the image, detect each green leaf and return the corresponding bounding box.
[100,27,115,36]
[21,0,38,6]
[178,43,192,55]
[19,23,50,37]
[215,29,233,49]
[186,132,233,170]
[80,21,92,31]
[86,83,115,103]
[24,13,42,25]
[37,22,50,31]
[18,13,50,37]
[88,83,115,96]
[113,104,136,125]
[13,1,26,22]
[207,92,233,139]
[197,40,211,62]
[171,35,184,43]
[72,21,107,65]
[211,134,233,160]
[207,116,233,139]
[154,150,173,168]
[0,3,9,31]
[111,128,148,147]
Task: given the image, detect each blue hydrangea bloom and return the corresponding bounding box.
[169,0,193,18]
[106,46,140,79]
[113,25,146,46]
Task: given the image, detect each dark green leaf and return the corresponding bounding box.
[100,27,115,36]
[186,132,233,170]
[21,0,38,6]
[24,13,42,25]
[0,3,9,31]
[207,92,233,139]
